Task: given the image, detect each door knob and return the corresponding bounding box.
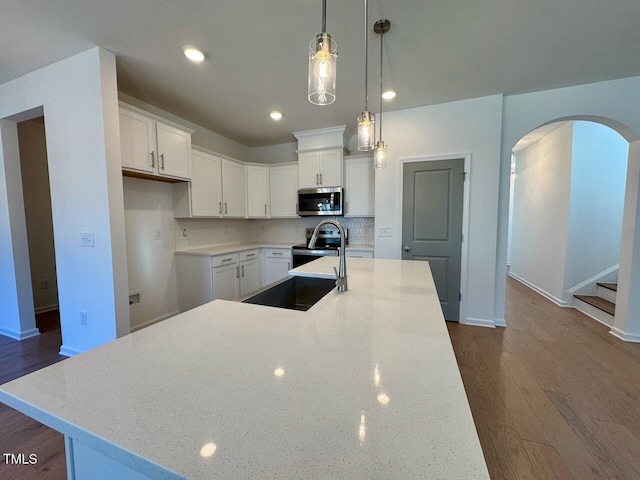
[403,246,411,251]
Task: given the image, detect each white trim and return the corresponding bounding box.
[399,153,472,323]
[0,327,40,340]
[130,311,178,333]
[566,264,619,295]
[118,101,195,133]
[494,318,507,327]
[35,303,59,314]
[508,272,571,307]
[462,317,496,328]
[59,345,83,357]
[610,327,640,343]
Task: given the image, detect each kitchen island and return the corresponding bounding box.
[0,258,489,479]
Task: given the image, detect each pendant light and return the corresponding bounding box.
[374,19,390,169]
[357,0,374,151]
[308,0,338,105]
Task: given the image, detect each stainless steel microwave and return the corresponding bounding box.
[297,187,344,216]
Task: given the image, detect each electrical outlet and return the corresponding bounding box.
[155,229,162,240]
[80,232,94,247]
[182,229,188,237]
[379,226,392,237]
[80,311,88,326]
[40,279,50,289]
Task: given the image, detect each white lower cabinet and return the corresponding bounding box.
[239,250,261,296]
[263,248,292,285]
[212,263,239,301]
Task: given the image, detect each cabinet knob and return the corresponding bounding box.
[403,245,411,251]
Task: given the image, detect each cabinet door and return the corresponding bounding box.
[120,109,156,173]
[246,165,269,218]
[298,152,321,188]
[221,159,246,217]
[319,149,342,186]
[191,150,223,217]
[345,156,374,216]
[269,164,298,217]
[212,264,239,300]
[239,259,260,296]
[156,122,192,180]
[265,258,291,285]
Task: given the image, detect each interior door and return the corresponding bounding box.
[402,159,464,321]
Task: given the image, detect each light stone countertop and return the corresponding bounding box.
[0,258,488,479]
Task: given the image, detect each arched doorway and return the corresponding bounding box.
[508,120,628,326]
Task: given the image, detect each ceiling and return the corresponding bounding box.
[2,1,640,147]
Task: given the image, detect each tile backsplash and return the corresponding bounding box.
[175,217,374,250]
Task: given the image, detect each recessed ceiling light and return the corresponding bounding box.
[270,111,284,121]
[183,45,205,63]
[382,89,397,100]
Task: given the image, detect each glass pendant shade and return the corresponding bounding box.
[374,140,387,169]
[357,111,375,151]
[308,33,337,105]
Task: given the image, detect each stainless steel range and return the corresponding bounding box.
[292,227,349,268]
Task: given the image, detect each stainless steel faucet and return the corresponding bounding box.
[308,219,348,292]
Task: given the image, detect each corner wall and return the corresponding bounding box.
[0,47,129,355]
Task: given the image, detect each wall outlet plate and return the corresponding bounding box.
[80,311,88,326]
[80,232,94,247]
[155,229,162,240]
[379,226,392,237]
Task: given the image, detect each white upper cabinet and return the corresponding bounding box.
[190,150,222,217]
[269,164,298,218]
[246,165,269,218]
[221,159,246,217]
[119,103,193,181]
[345,155,375,217]
[297,148,343,188]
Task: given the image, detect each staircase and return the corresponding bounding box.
[574,283,617,326]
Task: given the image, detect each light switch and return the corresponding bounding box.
[155,230,162,240]
[378,226,392,237]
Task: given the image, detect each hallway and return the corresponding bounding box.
[449,277,640,479]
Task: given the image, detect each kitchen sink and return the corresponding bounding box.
[241,276,336,311]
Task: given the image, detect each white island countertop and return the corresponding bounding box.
[0,258,488,479]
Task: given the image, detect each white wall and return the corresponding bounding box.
[565,122,628,290]
[18,119,59,313]
[123,177,179,330]
[374,95,503,326]
[249,142,297,164]
[0,47,129,355]
[510,122,574,303]
[498,75,640,340]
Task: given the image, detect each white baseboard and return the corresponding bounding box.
[0,327,41,340]
[509,272,570,307]
[130,311,179,333]
[462,317,496,328]
[35,304,59,314]
[610,327,640,343]
[59,345,83,357]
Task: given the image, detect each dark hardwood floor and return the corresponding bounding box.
[3,282,640,479]
[448,277,640,479]
[0,311,66,479]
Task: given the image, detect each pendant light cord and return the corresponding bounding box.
[322,0,327,33]
[379,26,384,140]
[364,0,368,111]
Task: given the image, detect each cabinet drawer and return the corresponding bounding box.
[212,253,239,268]
[264,248,292,259]
[345,249,374,258]
[239,249,260,262]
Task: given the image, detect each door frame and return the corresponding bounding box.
[398,153,472,324]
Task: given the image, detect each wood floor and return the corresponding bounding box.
[0,311,66,479]
[448,277,640,479]
[2,283,640,479]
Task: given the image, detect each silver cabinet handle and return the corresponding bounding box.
[272,252,283,256]
[236,266,240,278]
[222,258,233,262]
[150,151,155,168]
[288,262,291,269]
[246,253,256,257]
[316,173,319,185]
[241,265,245,277]
[264,204,267,215]
[160,153,165,171]
[320,173,323,184]
[219,202,222,214]
[224,202,228,214]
